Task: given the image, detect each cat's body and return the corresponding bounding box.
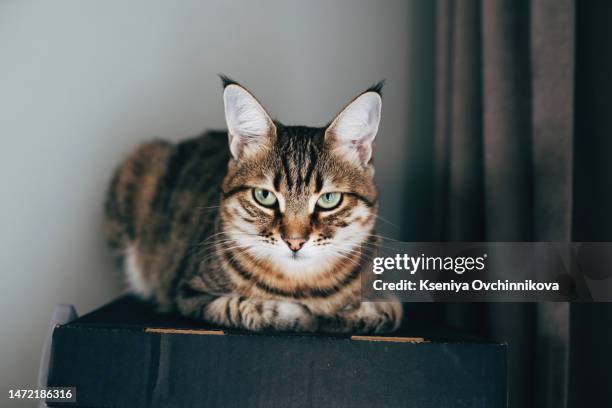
[104,78,402,333]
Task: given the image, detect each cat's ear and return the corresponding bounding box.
[325,84,383,166]
[222,79,276,160]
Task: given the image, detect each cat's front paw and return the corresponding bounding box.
[355,301,403,334]
[319,301,403,334]
[242,299,318,332]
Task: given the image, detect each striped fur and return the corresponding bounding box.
[104,85,402,333]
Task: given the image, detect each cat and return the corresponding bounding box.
[104,77,402,333]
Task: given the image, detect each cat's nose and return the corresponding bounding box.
[284,237,307,252]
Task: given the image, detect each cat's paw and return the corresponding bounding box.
[320,301,403,334]
[356,301,403,334]
[242,299,318,332]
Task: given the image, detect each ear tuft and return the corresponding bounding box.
[364,80,385,96]
[325,89,382,166]
[219,74,239,89]
[222,82,275,159]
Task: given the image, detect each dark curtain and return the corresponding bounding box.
[402,0,612,407]
[568,0,612,406]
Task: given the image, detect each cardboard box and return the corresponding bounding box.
[47,296,507,407]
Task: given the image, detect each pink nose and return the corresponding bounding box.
[284,238,307,252]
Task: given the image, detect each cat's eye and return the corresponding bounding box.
[253,188,278,208]
[316,192,343,210]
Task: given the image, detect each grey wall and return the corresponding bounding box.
[0,0,425,390]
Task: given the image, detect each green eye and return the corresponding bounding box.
[316,192,343,210]
[253,188,278,207]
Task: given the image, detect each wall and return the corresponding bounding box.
[0,0,427,389]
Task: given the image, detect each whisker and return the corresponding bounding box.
[373,214,400,229]
[366,233,399,243]
[194,205,221,210]
[333,247,376,263]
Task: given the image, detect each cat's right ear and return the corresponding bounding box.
[222,81,276,160]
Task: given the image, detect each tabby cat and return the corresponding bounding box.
[104,77,402,333]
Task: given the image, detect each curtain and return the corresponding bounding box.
[568,1,612,406]
[435,1,572,406]
[401,0,612,406]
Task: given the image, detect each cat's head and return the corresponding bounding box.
[219,77,382,276]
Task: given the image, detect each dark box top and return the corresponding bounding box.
[47,296,507,408]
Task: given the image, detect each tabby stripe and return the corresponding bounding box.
[169,245,200,308]
[281,155,293,189]
[105,172,121,221]
[295,141,305,186]
[273,172,282,191]
[177,282,216,302]
[200,258,228,292]
[173,142,217,200]
[304,144,317,185]
[346,192,377,208]
[326,205,353,225]
[224,297,233,326]
[223,185,250,199]
[152,139,197,213]
[219,242,366,299]
[235,297,245,325]
[236,197,261,218]
[155,142,220,241]
[177,281,199,299]
[315,172,324,193]
[170,196,227,305]
[226,297,241,326]
[124,182,137,239]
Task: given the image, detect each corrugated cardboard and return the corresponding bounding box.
[47,296,507,408]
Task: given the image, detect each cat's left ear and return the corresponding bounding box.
[325,83,383,166]
[222,79,276,160]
